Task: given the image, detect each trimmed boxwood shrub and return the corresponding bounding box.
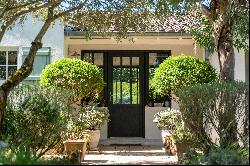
[152,55,217,97]
[40,58,104,102]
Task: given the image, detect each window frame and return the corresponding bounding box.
[148,51,171,107]
[22,47,51,80]
[0,46,19,80]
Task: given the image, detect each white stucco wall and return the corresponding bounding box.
[208,48,247,81]
[99,106,167,144]
[144,107,166,140]
[1,16,64,63]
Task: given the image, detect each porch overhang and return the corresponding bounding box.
[64,31,191,37]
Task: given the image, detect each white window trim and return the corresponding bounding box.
[22,47,51,80]
[0,46,19,82]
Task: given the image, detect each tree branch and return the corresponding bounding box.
[1,6,57,92]
[196,1,212,20]
[53,2,86,20]
[0,0,63,42]
[0,0,41,19]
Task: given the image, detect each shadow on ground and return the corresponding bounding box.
[82,145,178,165]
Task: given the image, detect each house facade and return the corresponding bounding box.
[0,17,248,145]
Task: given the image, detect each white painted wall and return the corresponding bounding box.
[207,47,248,145]
[99,106,167,144]
[1,16,64,64]
[208,48,247,81]
[144,107,165,140]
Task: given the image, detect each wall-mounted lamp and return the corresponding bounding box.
[71,51,80,57]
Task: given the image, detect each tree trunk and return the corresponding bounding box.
[0,90,7,139]
[217,25,235,81]
[215,18,238,147]
[0,41,43,134]
[0,8,56,133]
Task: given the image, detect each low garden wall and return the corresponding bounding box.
[99,106,175,142]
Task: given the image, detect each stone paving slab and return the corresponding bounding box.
[82,145,178,165]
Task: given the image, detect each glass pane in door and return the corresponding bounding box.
[112,56,140,104]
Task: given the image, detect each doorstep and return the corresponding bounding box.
[99,137,162,146]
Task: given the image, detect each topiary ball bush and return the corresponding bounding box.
[40,58,104,101]
[152,55,217,97]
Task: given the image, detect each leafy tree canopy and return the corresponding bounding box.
[148,0,249,53]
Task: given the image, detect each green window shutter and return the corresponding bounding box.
[22,47,51,80]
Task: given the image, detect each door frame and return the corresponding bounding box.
[106,52,146,138]
[81,50,172,138]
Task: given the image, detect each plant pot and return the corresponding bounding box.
[161,129,173,145]
[63,139,88,163]
[175,142,190,159]
[164,136,176,155]
[88,129,100,150]
[147,101,154,107]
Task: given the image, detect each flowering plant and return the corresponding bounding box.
[153,108,182,130]
[76,106,110,130]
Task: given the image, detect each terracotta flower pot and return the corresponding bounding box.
[175,142,191,159]
[88,129,100,150]
[161,129,173,145]
[63,140,88,162]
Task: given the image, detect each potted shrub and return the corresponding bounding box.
[40,58,105,157]
[171,121,193,160]
[62,119,90,163]
[40,58,104,106]
[152,55,217,103]
[153,108,182,144]
[76,106,110,150]
[148,80,170,107]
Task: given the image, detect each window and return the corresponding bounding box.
[22,47,51,80]
[81,52,104,73]
[149,52,170,79]
[81,52,104,106]
[148,52,171,107]
[0,48,18,80]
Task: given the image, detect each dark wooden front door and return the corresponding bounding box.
[107,52,145,137]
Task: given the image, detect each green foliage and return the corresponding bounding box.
[178,81,249,150]
[151,1,249,52]
[3,85,73,159]
[112,82,139,104]
[68,106,110,132]
[203,145,249,165]
[0,147,53,165]
[40,58,104,102]
[148,79,169,104]
[188,5,249,53]
[171,121,193,143]
[153,108,182,130]
[180,148,204,165]
[232,8,249,52]
[152,55,217,97]
[181,144,249,165]
[187,10,215,53]
[113,68,138,82]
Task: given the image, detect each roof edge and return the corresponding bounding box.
[64,31,191,37]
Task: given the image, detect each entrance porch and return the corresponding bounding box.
[64,33,205,143]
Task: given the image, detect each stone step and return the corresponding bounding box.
[99,137,162,146]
